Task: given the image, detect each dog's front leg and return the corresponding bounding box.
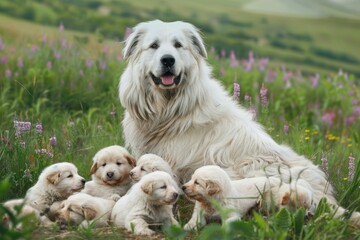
[224,212,242,225]
[184,201,206,230]
[127,217,155,235]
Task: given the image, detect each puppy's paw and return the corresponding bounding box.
[110,194,121,202]
[138,228,155,235]
[184,221,197,231]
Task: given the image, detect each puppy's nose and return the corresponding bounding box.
[181,185,187,191]
[129,171,134,177]
[81,179,86,185]
[173,192,179,199]
[107,172,114,178]
[161,55,175,68]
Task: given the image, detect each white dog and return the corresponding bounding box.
[118,20,360,227]
[129,153,177,182]
[82,145,136,200]
[52,193,115,228]
[25,162,85,216]
[111,171,180,235]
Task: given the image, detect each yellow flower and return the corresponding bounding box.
[348,144,352,147]
[305,129,310,133]
[343,177,348,181]
[305,136,310,141]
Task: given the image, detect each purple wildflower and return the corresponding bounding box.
[99,60,107,70]
[1,55,7,64]
[348,89,354,96]
[18,57,23,68]
[283,123,289,134]
[321,155,329,176]
[59,22,64,31]
[35,148,53,158]
[310,73,320,88]
[47,61,52,69]
[260,84,268,106]
[220,65,225,77]
[244,51,255,72]
[49,136,57,147]
[244,94,250,101]
[229,50,239,67]
[266,69,277,82]
[348,154,355,181]
[86,59,94,68]
[61,39,67,48]
[31,44,38,53]
[258,58,269,71]
[5,68,11,78]
[354,106,360,114]
[221,49,226,58]
[233,82,240,101]
[54,51,61,59]
[79,69,84,77]
[35,122,43,134]
[283,71,292,82]
[321,111,336,126]
[14,121,31,137]
[352,99,358,105]
[346,114,357,125]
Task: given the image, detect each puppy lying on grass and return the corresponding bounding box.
[51,193,115,229]
[111,171,180,235]
[182,165,315,230]
[82,145,136,200]
[129,153,177,182]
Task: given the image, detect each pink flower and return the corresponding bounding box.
[310,73,320,88]
[352,99,358,105]
[244,94,250,101]
[103,45,109,55]
[229,50,239,68]
[59,22,64,31]
[5,68,11,78]
[86,59,94,68]
[220,65,225,77]
[54,51,61,59]
[31,44,38,53]
[233,83,240,101]
[18,57,23,68]
[321,111,336,126]
[47,61,52,69]
[260,84,268,106]
[49,136,57,146]
[283,123,289,134]
[221,49,226,58]
[35,122,43,134]
[266,69,277,82]
[258,58,269,71]
[1,55,7,64]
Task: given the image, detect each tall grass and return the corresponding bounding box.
[0,24,359,239]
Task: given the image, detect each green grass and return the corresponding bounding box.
[0,12,360,240]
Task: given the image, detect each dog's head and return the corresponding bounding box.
[40,162,85,197]
[140,171,180,205]
[129,153,175,182]
[122,20,207,90]
[182,165,231,201]
[90,145,136,186]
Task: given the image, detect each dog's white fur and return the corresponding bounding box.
[53,193,115,228]
[25,162,85,215]
[82,145,136,200]
[129,153,177,182]
[111,171,180,235]
[118,20,360,227]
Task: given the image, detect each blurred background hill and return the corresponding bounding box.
[0,0,359,76]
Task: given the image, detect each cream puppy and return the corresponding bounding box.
[111,171,180,235]
[25,162,85,215]
[182,165,314,230]
[53,193,115,228]
[129,153,177,182]
[82,145,136,200]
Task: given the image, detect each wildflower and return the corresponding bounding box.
[346,114,357,125]
[35,122,43,134]
[41,34,47,44]
[5,68,11,78]
[310,73,320,88]
[35,148,53,158]
[283,71,292,82]
[86,59,94,68]
[233,82,240,101]
[99,60,107,70]
[59,22,64,31]
[244,94,250,101]
[229,50,239,68]
[47,61,52,69]
[49,136,57,147]
[1,55,7,64]
[31,44,38,53]
[348,89,354,96]
[305,136,310,141]
[103,45,109,55]
[348,154,355,181]
[322,111,336,126]
[14,120,31,137]
[221,49,226,58]
[352,99,358,105]
[260,84,268,106]
[321,155,329,176]
[244,51,255,72]
[266,69,277,82]
[61,38,67,48]
[258,58,269,71]
[54,51,61,59]
[283,123,289,134]
[124,27,133,40]
[18,57,23,68]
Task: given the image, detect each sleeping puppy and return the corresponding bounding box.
[52,193,115,228]
[82,145,136,200]
[25,162,86,216]
[129,153,177,182]
[182,165,312,230]
[111,171,180,235]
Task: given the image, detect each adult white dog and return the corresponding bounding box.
[118,20,359,227]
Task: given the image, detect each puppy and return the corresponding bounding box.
[52,193,115,228]
[182,165,313,230]
[129,153,177,182]
[82,145,136,200]
[111,171,180,235]
[25,162,85,216]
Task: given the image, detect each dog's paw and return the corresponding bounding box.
[184,221,196,231]
[110,194,121,202]
[138,228,155,235]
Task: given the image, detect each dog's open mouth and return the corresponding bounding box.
[151,72,181,88]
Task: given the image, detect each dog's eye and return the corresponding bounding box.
[194,180,199,185]
[160,185,167,189]
[116,162,122,166]
[140,167,146,172]
[150,42,159,49]
[102,163,106,167]
[174,41,182,48]
[67,174,73,178]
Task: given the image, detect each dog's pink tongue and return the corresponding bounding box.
[160,75,175,85]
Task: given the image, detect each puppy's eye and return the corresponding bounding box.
[67,174,73,178]
[140,167,146,172]
[150,42,159,49]
[174,41,182,48]
[194,180,199,185]
[160,185,167,189]
[102,163,106,167]
[116,162,122,166]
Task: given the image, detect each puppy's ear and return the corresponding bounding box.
[82,206,97,220]
[89,162,97,176]
[281,192,290,205]
[205,180,221,196]
[123,28,144,60]
[184,24,207,58]
[47,171,61,185]
[125,155,137,168]
[68,204,83,216]
[141,181,153,195]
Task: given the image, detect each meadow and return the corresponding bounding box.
[0,12,360,240]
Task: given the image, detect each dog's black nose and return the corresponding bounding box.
[161,55,175,68]
[81,179,86,185]
[107,172,114,178]
[173,192,179,199]
[129,171,134,176]
[181,185,186,191]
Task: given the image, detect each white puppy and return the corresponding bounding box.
[118,20,360,227]
[129,153,177,182]
[25,162,85,216]
[82,145,136,200]
[111,171,180,235]
[52,193,115,228]
[182,165,315,230]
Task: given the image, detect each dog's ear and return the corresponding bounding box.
[281,192,290,205]
[47,171,61,185]
[82,206,97,220]
[68,204,83,216]
[123,28,144,60]
[125,155,137,168]
[205,180,221,196]
[141,181,153,195]
[184,24,207,58]
[89,162,97,176]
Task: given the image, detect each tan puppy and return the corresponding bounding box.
[111,171,180,235]
[25,162,85,215]
[52,193,115,228]
[129,153,177,182]
[182,165,315,230]
[82,145,136,200]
